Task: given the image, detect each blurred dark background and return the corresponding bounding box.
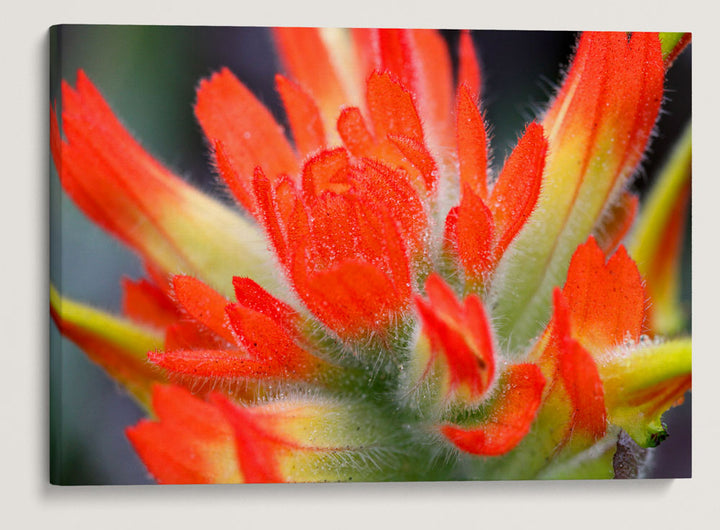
[49,26,691,484]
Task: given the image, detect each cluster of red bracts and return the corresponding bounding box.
[198,68,437,340]
[148,54,551,447]
[147,275,325,384]
[196,69,547,341]
[69,36,551,465]
[51,27,690,483]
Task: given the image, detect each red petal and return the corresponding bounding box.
[376,29,415,89]
[547,289,608,441]
[442,364,545,456]
[279,157,420,340]
[456,84,488,199]
[373,29,454,158]
[407,29,454,151]
[490,122,547,259]
[57,72,195,271]
[195,68,298,214]
[457,31,481,100]
[614,33,666,175]
[443,206,460,255]
[465,295,496,380]
[171,276,236,345]
[423,272,463,316]
[252,168,293,267]
[211,395,283,483]
[337,106,375,157]
[293,257,407,339]
[456,188,495,281]
[127,385,241,484]
[164,321,227,351]
[336,105,433,194]
[562,237,645,353]
[226,303,318,378]
[416,274,496,401]
[232,277,299,332]
[148,348,279,379]
[388,134,439,192]
[366,71,424,144]
[279,178,312,267]
[122,277,180,329]
[558,332,608,440]
[212,140,253,215]
[275,74,326,157]
[273,27,347,131]
[274,174,304,232]
[354,158,428,256]
[302,192,363,266]
[298,157,423,274]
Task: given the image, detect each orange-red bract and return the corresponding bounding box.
[441,364,546,456]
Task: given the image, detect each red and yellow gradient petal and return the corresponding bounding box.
[491,32,665,351]
[534,239,690,448]
[659,32,692,68]
[535,238,646,442]
[51,72,274,298]
[537,289,608,443]
[50,286,166,410]
[598,338,691,447]
[131,389,396,484]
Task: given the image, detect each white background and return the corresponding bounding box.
[2,0,718,528]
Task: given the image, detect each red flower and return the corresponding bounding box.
[51,29,691,483]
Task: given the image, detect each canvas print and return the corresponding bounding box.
[49,26,691,484]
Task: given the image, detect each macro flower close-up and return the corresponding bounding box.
[49,27,691,484]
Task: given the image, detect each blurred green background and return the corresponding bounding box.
[49,26,691,484]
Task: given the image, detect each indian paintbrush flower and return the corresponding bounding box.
[50,28,691,483]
